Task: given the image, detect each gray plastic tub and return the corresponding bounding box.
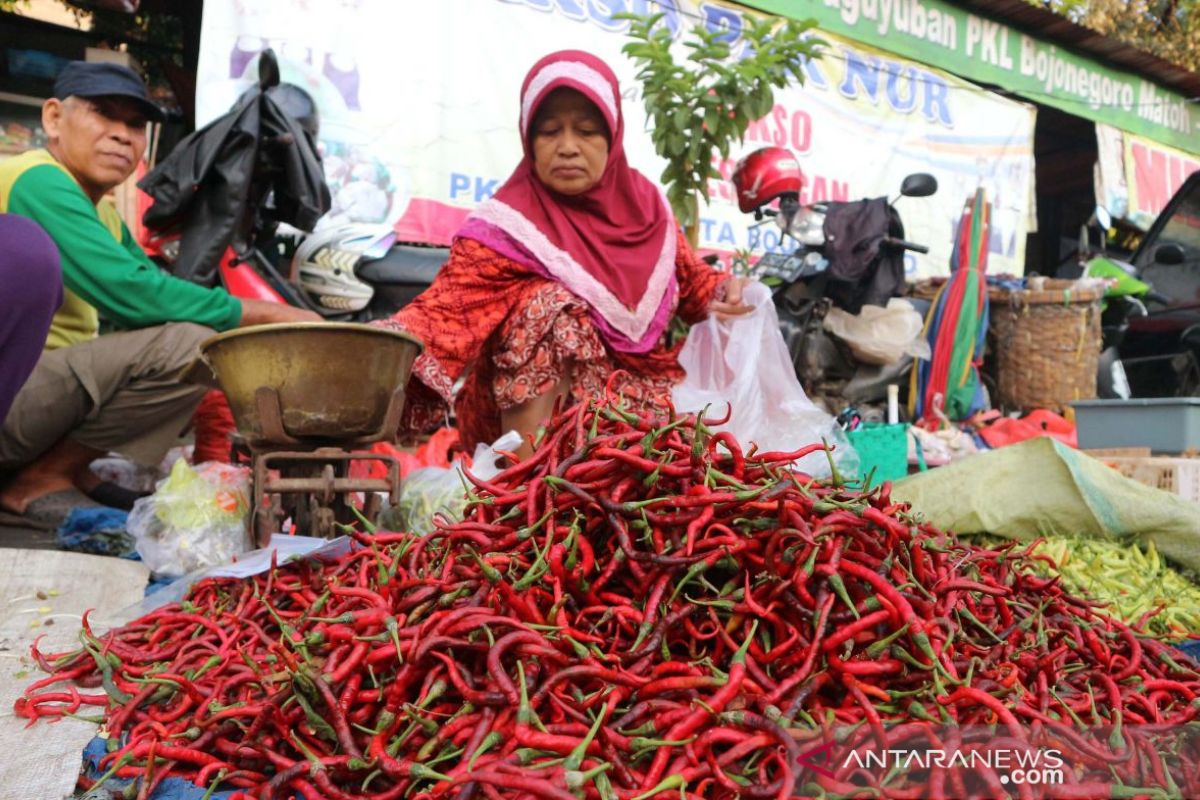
[1071,398,1200,453]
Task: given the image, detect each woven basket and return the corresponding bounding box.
[988,279,1103,413]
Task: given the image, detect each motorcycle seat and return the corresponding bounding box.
[358,244,449,286]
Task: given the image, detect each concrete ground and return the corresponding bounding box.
[0,513,56,549]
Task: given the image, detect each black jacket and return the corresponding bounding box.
[821,197,906,314]
[138,91,330,286]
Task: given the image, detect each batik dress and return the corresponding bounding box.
[376,230,727,451]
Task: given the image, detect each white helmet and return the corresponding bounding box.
[294,224,393,314]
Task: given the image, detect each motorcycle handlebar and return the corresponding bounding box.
[882,236,929,254]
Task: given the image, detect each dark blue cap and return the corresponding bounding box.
[52,61,164,122]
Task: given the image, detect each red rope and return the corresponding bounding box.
[192,390,236,464]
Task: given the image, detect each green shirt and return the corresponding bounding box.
[0,149,242,350]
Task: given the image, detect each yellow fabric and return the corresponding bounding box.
[47,196,123,349]
[0,149,124,350]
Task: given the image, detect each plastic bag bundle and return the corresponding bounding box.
[126,459,251,578]
[389,467,469,536]
[823,297,931,365]
[385,431,522,535]
[673,282,858,478]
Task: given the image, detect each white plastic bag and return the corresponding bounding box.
[673,282,858,478]
[471,430,524,482]
[388,430,522,535]
[126,459,252,579]
[907,421,980,467]
[822,298,932,365]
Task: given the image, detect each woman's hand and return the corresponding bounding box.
[709,276,755,320]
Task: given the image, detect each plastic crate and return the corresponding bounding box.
[1083,447,1152,458]
[1071,398,1200,453]
[847,423,909,487]
[1098,455,1200,505]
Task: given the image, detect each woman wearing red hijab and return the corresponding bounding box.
[379,50,751,453]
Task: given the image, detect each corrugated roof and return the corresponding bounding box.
[952,0,1200,98]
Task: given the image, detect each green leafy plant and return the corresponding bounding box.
[724,246,781,286]
[618,11,823,246]
[728,247,755,276]
[1025,0,1197,71]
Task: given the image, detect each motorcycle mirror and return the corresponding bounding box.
[1155,243,1186,265]
[258,48,281,91]
[899,173,938,198]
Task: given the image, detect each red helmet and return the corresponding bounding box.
[731,147,804,213]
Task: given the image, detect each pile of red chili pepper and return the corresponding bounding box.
[17,396,1200,799]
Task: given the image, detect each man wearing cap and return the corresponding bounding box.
[0,61,317,524]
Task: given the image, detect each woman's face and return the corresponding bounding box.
[530,88,609,196]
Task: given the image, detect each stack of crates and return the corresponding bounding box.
[1086,447,1200,506]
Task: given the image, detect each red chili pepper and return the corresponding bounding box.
[15,395,1200,799]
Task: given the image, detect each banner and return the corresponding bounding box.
[1096,123,1200,230]
[1125,133,1200,230]
[745,0,1200,156]
[1094,123,1127,222]
[197,0,1036,277]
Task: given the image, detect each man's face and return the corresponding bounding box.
[43,95,148,202]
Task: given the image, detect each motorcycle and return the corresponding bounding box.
[140,48,446,321]
[730,146,937,416]
[1079,200,1200,399]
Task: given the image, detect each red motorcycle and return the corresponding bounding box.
[141,50,443,324]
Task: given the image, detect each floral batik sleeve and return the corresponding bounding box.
[373,238,528,437]
[672,230,730,324]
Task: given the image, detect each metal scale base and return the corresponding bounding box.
[240,385,406,544]
[246,446,399,542]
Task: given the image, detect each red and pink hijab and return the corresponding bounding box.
[455,50,678,354]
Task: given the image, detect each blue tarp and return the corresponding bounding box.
[56,507,136,559]
[81,737,243,799]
